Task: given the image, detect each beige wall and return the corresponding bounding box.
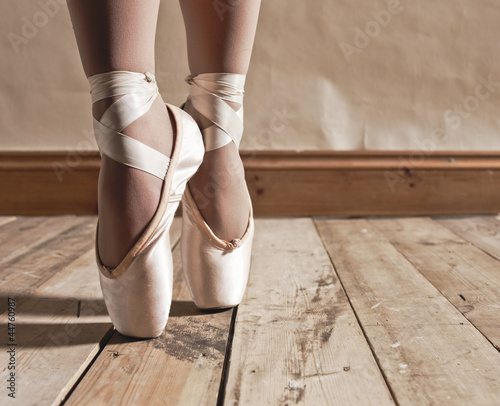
[2,0,500,151]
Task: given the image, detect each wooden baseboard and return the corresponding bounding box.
[1,150,499,216]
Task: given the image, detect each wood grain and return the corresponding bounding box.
[2,215,500,405]
[65,237,233,405]
[0,151,99,215]
[0,216,88,266]
[0,217,96,314]
[436,215,500,260]
[0,217,111,405]
[2,150,499,216]
[224,218,394,405]
[316,218,500,405]
[0,216,16,228]
[370,217,500,350]
[0,216,183,406]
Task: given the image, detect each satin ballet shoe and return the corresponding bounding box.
[181,73,254,309]
[181,186,254,309]
[89,71,204,338]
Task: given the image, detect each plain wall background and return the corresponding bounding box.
[2,0,500,151]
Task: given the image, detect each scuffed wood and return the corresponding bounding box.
[224,219,394,405]
[0,216,89,266]
[0,216,16,228]
[0,247,112,406]
[436,215,500,260]
[0,216,184,406]
[371,217,500,350]
[316,218,500,405]
[0,218,96,314]
[65,240,233,406]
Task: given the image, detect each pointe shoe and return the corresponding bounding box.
[89,71,204,338]
[181,73,254,309]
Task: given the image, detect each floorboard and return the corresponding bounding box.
[0,242,111,405]
[0,216,89,267]
[0,217,96,315]
[0,216,498,406]
[370,217,500,350]
[436,215,500,261]
[224,218,394,405]
[65,220,233,406]
[316,218,500,406]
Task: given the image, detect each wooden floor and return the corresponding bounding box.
[1,215,500,405]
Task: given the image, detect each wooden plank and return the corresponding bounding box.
[0,151,99,215]
[0,215,179,312]
[2,150,500,216]
[436,215,500,260]
[65,236,233,405]
[224,219,394,406]
[246,168,500,216]
[0,216,183,406]
[370,216,500,350]
[0,215,179,269]
[316,218,500,405]
[0,248,113,406]
[0,216,16,228]
[0,218,96,314]
[0,216,89,266]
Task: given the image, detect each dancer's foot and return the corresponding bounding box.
[184,115,249,241]
[181,72,254,309]
[183,74,250,241]
[92,78,174,268]
[89,71,204,338]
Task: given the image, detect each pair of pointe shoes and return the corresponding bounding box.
[90,71,254,338]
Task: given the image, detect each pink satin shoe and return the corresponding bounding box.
[89,71,204,337]
[181,73,254,309]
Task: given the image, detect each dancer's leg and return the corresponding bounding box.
[68,0,174,267]
[180,0,261,240]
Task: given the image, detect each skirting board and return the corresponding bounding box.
[1,150,499,216]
